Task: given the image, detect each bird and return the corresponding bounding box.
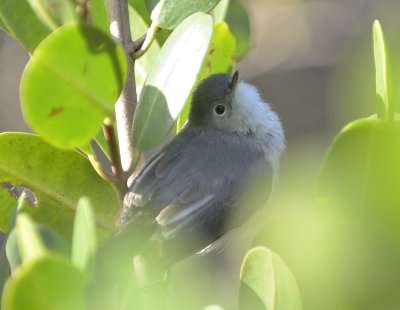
[116,71,285,266]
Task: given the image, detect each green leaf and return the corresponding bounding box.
[0,187,16,233]
[2,255,87,310]
[177,21,236,130]
[0,15,10,34]
[0,133,118,238]
[128,4,160,96]
[15,213,47,263]
[318,118,400,215]
[0,0,51,53]
[213,0,230,23]
[225,0,251,60]
[72,197,97,271]
[26,0,79,30]
[0,193,20,298]
[6,222,71,273]
[373,20,393,121]
[132,12,213,151]
[239,246,302,310]
[91,0,110,34]
[20,24,128,149]
[151,0,219,30]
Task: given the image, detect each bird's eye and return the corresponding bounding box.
[214,104,226,115]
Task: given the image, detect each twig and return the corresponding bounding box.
[103,119,126,201]
[106,0,137,174]
[131,22,160,59]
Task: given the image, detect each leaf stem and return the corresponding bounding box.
[132,22,160,59]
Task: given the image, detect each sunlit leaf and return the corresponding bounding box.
[2,255,87,310]
[0,193,19,298]
[213,0,230,23]
[132,12,213,151]
[20,24,127,149]
[0,187,16,233]
[128,4,160,96]
[91,0,110,34]
[239,246,303,310]
[318,118,400,226]
[72,197,97,271]
[0,133,118,238]
[26,0,79,30]
[15,213,47,263]
[373,20,393,121]
[0,0,51,53]
[151,0,219,30]
[177,21,235,130]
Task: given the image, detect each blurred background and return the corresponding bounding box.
[2,0,400,309]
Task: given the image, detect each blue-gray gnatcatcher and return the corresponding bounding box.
[117,71,285,264]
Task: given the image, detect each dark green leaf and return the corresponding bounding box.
[132,12,213,151]
[151,0,219,30]
[225,0,250,60]
[0,0,51,53]
[177,21,236,130]
[72,197,97,271]
[26,0,79,30]
[2,255,87,310]
[129,0,152,24]
[0,133,118,238]
[20,24,127,149]
[373,20,393,121]
[239,246,303,310]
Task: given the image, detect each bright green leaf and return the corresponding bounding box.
[318,118,400,219]
[15,213,47,263]
[6,222,71,273]
[20,24,127,149]
[0,187,16,233]
[177,21,235,130]
[2,255,87,310]
[0,0,51,53]
[72,197,97,271]
[0,193,19,298]
[92,0,110,34]
[26,0,79,30]
[0,133,118,238]
[373,20,393,121]
[151,0,219,30]
[132,12,213,151]
[239,246,303,310]
[0,15,10,34]
[128,4,160,96]
[225,0,250,60]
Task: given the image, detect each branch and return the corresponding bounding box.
[106,0,137,174]
[103,120,126,201]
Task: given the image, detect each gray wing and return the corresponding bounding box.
[117,127,273,244]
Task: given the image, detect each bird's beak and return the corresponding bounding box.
[229,70,239,92]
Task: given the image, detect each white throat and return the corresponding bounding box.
[230,81,285,167]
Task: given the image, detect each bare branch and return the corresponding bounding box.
[106,0,137,174]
